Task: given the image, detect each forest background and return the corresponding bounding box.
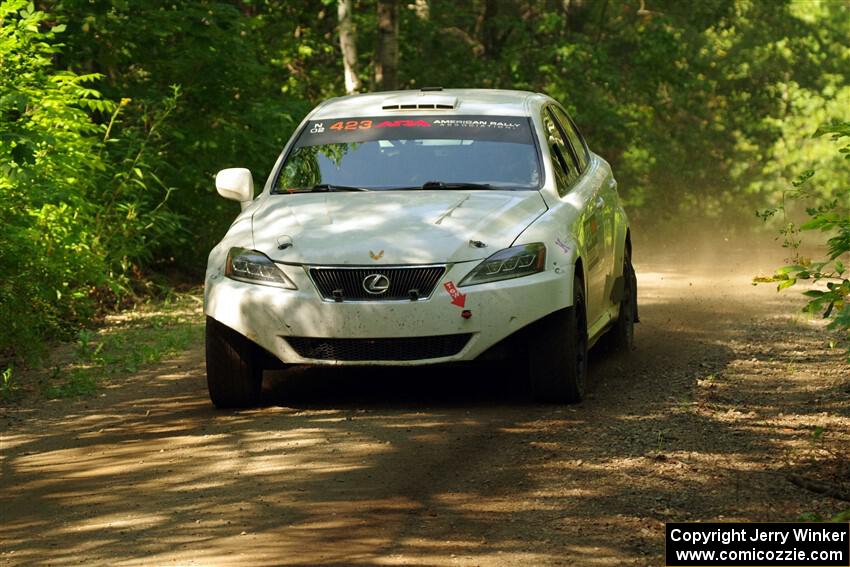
[1,0,849,362]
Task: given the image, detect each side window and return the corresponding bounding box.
[552,106,590,172]
[548,107,583,175]
[542,109,579,195]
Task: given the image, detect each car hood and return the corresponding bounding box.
[252,190,547,265]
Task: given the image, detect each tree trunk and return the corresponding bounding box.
[338,0,361,94]
[475,0,511,60]
[563,0,587,34]
[375,0,399,91]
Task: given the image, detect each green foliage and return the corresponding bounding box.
[1,0,108,357]
[1,365,15,400]
[798,509,850,523]
[44,291,203,398]
[52,0,307,267]
[0,0,187,360]
[757,121,850,353]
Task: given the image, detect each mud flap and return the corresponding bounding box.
[610,276,624,304]
[609,274,640,323]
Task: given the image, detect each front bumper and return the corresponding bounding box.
[204,261,573,365]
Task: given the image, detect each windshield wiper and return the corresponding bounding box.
[276,184,370,194]
[420,181,493,191]
[308,184,370,192]
[283,182,495,193]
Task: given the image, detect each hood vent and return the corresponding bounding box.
[381,94,457,111]
[382,103,456,110]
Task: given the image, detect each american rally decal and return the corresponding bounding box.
[295,115,533,147]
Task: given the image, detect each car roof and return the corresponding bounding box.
[310,88,553,119]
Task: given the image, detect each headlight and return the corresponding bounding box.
[225,247,297,289]
[459,243,546,286]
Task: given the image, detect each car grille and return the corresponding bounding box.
[286,334,472,361]
[309,266,445,301]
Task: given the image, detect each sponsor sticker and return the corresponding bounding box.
[555,238,571,254]
[443,281,466,308]
[295,115,534,147]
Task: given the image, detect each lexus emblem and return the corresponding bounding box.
[362,273,390,295]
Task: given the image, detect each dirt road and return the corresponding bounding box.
[2,243,849,566]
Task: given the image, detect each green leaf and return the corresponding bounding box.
[776,264,807,275]
[791,170,815,187]
[777,278,797,291]
[800,217,829,231]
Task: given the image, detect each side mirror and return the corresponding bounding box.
[215,168,254,203]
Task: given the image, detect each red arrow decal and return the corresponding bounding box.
[444,281,466,308]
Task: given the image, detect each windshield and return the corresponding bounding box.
[273,115,541,192]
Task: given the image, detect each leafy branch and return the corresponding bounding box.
[756,121,850,354]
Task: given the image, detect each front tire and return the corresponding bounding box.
[205,317,263,408]
[528,281,589,403]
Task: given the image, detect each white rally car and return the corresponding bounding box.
[204,88,636,407]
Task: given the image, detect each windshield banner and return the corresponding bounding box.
[295,115,534,147]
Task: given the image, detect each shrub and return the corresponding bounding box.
[0,1,184,360]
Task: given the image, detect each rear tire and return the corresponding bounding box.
[528,281,588,403]
[608,246,637,352]
[205,317,263,408]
